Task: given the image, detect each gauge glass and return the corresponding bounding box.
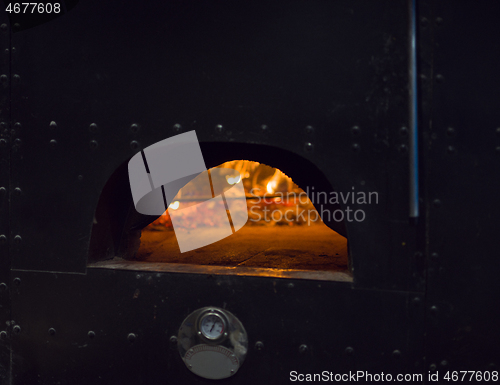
[200,313,225,340]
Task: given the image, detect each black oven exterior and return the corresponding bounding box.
[0,0,499,383]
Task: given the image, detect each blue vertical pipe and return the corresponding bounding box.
[409,0,419,219]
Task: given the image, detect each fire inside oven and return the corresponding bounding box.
[88,156,350,282]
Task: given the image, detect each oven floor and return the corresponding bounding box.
[133,223,348,272]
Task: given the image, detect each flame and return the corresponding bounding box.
[169,201,180,210]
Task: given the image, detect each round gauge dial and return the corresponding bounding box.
[200,313,225,340]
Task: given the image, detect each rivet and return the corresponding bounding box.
[435,17,443,26]
[188,364,192,369]
[0,235,6,244]
[0,331,6,340]
[130,141,139,150]
[0,122,5,129]
[0,74,7,85]
[12,74,20,83]
[420,17,428,27]
[398,144,407,154]
[49,121,57,129]
[288,283,294,289]
[136,274,141,279]
[496,146,500,153]
[440,360,448,366]
[419,73,427,83]
[447,127,455,136]
[345,346,354,355]
[430,363,437,371]
[305,125,314,134]
[169,335,177,343]
[173,123,182,132]
[400,126,408,136]
[49,139,57,148]
[412,297,421,306]
[89,123,98,133]
[260,124,268,132]
[255,341,264,350]
[0,187,5,195]
[13,24,20,31]
[352,143,360,152]
[127,333,136,342]
[78,175,83,181]
[432,199,441,208]
[88,331,95,339]
[496,127,500,136]
[0,283,6,291]
[299,344,308,353]
[304,142,313,153]
[14,235,22,244]
[0,24,6,32]
[435,74,444,83]
[224,332,228,337]
[430,305,438,314]
[197,331,201,335]
[13,325,20,334]
[447,145,456,154]
[13,278,20,286]
[230,369,235,374]
[0,139,6,147]
[351,126,360,136]
[393,349,401,357]
[89,140,98,150]
[14,138,21,147]
[14,187,22,196]
[130,123,139,133]
[48,328,56,336]
[215,124,224,133]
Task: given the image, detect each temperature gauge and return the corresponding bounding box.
[199,312,226,340]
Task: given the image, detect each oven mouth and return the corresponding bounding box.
[88,143,351,282]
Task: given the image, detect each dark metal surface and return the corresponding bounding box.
[1,0,498,383]
[422,0,500,373]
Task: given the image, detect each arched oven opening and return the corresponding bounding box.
[88,142,351,282]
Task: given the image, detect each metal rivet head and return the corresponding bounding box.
[447,145,456,154]
[398,144,408,154]
[393,349,401,357]
[305,125,314,134]
[14,122,21,130]
[49,121,57,129]
[88,331,95,339]
[299,344,308,353]
[0,74,7,85]
[351,126,360,136]
[412,297,421,306]
[255,341,264,351]
[447,127,455,137]
[215,124,224,133]
[130,123,139,133]
[345,346,354,355]
[89,140,98,150]
[0,283,7,291]
[14,187,22,196]
[13,278,20,286]
[352,143,360,152]
[169,335,177,344]
[433,199,441,208]
[0,187,5,195]
[430,305,438,314]
[13,24,20,31]
[260,124,268,132]
[230,369,235,374]
[13,74,20,83]
[127,333,136,342]
[48,328,56,336]
[435,74,444,83]
[400,126,408,136]
[288,283,294,289]
[496,146,500,153]
[0,331,6,340]
[435,17,443,26]
[14,235,22,244]
[304,142,313,153]
[173,123,182,132]
[430,363,437,371]
[431,252,439,259]
[0,139,6,147]
[440,360,448,366]
[13,138,21,147]
[0,235,6,244]
[130,141,139,150]
[420,17,428,27]
[0,24,7,32]
[13,325,20,334]
[89,123,98,133]
[50,139,57,149]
